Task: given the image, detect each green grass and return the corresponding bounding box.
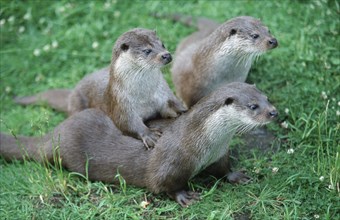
[0,0,339,219]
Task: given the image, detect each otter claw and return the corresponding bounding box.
[142,136,156,150]
[174,190,200,207]
[169,100,188,114]
[174,104,187,115]
[150,128,162,137]
[141,129,162,150]
[227,171,252,184]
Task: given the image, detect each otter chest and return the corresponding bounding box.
[191,107,237,178]
[121,72,166,118]
[213,56,252,84]
[191,139,229,178]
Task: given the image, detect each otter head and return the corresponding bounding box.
[197,82,278,136]
[113,28,172,69]
[218,16,278,56]
[226,83,278,131]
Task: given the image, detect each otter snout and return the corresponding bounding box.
[268,109,278,118]
[160,52,172,65]
[268,38,278,48]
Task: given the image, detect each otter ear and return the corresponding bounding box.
[224,97,234,105]
[121,43,129,51]
[230,29,237,36]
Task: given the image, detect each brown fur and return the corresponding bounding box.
[14,89,71,113]
[15,28,186,148]
[1,82,278,207]
[170,16,278,107]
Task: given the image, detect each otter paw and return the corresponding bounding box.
[141,130,162,150]
[160,108,178,118]
[171,100,188,114]
[227,171,251,184]
[174,190,200,208]
[149,128,162,137]
[162,100,187,118]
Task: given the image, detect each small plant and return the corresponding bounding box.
[115,169,127,195]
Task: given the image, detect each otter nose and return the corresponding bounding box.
[162,53,172,61]
[268,38,278,48]
[268,110,278,118]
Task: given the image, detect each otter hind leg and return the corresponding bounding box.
[67,91,89,115]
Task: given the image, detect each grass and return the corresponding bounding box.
[0,0,339,219]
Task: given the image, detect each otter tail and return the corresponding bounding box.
[0,132,51,162]
[14,89,71,114]
[151,13,219,31]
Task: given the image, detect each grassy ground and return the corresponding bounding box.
[0,0,339,219]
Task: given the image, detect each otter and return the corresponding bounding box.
[15,28,187,149]
[0,82,278,207]
[167,15,278,107]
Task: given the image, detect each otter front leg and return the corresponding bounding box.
[139,126,162,150]
[128,121,161,149]
[117,114,161,149]
[226,171,251,184]
[204,151,251,184]
[154,167,200,207]
[167,190,200,208]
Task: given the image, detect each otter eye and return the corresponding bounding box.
[162,43,165,49]
[251,34,259,39]
[143,49,152,55]
[248,104,259,110]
